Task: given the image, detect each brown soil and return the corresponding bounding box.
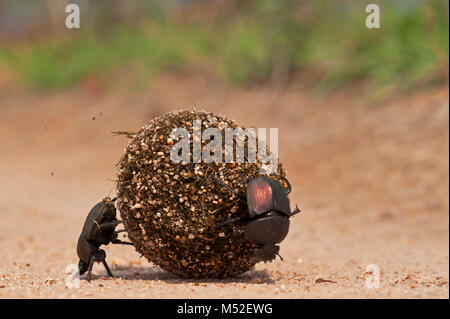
[0,74,448,298]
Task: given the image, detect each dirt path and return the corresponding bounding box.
[0,75,448,298]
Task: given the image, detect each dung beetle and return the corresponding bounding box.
[214,175,300,263]
[77,197,133,282]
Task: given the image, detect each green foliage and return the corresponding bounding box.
[1,23,212,89]
[219,22,272,84]
[0,0,448,93]
[295,0,449,94]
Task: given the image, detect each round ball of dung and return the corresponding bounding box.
[116,110,286,278]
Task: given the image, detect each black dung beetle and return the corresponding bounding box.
[77,197,133,282]
[214,175,300,263]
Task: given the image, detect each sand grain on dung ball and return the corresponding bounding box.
[116,110,286,278]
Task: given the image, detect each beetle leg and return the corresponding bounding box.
[287,204,301,217]
[212,176,245,199]
[177,203,186,216]
[99,220,123,230]
[102,259,113,278]
[111,239,134,245]
[231,228,246,241]
[109,229,127,243]
[253,244,279,263]
[168,197,187,217]
[78,260,88,276]
[109,229,131,246]
[86,257,95,282]
[216,217,249,228]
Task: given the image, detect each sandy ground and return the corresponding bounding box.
[0,74,448,298]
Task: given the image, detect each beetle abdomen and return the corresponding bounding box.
[244,214,290,245]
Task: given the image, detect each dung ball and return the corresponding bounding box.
[116,110,286,278]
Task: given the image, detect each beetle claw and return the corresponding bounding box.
[288,204,301,217]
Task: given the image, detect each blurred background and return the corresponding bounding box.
[0,0,448,94]
[0,0,448,298]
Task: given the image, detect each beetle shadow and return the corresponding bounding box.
[87,265,275,285]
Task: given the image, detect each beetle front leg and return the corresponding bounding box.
[287,204,301,217]
[216,217,249,228]
[212,176,246,199]
[86,257,95,282]
[111,239,134,245]
[99,220,123,230]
